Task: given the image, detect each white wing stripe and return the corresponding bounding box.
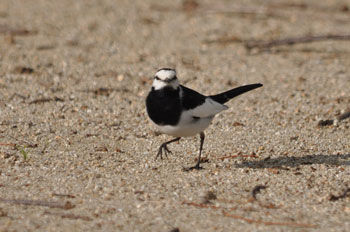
[189,98,228,118]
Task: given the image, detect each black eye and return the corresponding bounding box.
[154,76,161,80]
[169,76,177,81]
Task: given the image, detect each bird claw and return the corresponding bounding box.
[155,144,172,160]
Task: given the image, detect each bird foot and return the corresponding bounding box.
[155,143,172,160]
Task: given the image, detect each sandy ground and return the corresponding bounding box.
[1,0,350,231]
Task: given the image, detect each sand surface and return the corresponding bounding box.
[1,0,350,231]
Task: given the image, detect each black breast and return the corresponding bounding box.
[146,87,182,126]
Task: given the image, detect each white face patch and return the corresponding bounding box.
[152,78,180,90]
[155,69,176,81]
[152,69,179,90]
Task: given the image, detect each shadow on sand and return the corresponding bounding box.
[235,153,350,168]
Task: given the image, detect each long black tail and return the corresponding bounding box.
[209,83,263,104]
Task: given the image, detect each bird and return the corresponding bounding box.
[145,68,262,171]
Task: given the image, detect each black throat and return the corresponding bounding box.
[146,86,182,126]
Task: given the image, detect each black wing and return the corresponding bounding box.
[180,85,207,110]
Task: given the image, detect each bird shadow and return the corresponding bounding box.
[235,153,350,169]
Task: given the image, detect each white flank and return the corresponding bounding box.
[190,98,228,118]
[151,98,227,137]
[152,112,214,137]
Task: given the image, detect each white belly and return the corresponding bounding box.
[153,111,215,137]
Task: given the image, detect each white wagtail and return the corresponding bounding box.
[146,68,262,170]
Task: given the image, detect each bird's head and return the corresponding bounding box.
[152,68,179,90]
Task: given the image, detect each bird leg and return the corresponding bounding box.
[156,137,181,160]
[184,132,205,171]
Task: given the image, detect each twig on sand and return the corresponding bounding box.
[0,198,75,209]
[337,110,350,121]
[183,201,317,228]
[43,211,92,221]
[52,193,76,199]
[0,25,37,36]
[182,201,221,210]
[329,188,350,201]
[29,97,64,104]
[245,34,350,50]
[251,185,267,200]
[317,119,334,127]
[222,211,318,228]
[0,143,17,147]
[207,9,287,20]
[4,135,38,148]
[317,109,350,127]
[218,152,258,160]
[202,36,243,45]
[79,87,129,96]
